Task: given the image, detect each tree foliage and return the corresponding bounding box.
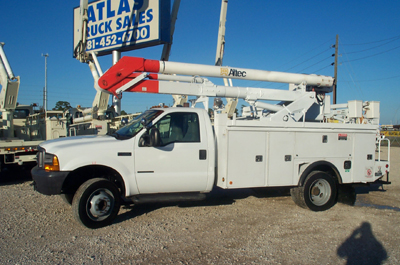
[53,101,71,111]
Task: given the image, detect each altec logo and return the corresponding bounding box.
[220,68,247,77]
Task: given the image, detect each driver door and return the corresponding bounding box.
[134,112,209,194]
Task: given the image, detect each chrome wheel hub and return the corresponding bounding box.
[309,179,331,206]
[87,189,114,221]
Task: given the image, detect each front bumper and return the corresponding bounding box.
[31,166,70,195]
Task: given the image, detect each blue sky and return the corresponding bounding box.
[1,0,399,124]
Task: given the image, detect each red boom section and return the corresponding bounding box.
[98,57,161,96]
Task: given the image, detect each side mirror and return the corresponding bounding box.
[149,128,161,147]
[140,118,148,128]
[139,128,160,147]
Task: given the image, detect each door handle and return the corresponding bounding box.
[199,150,207,160]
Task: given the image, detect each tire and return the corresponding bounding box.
[60,194,74,205]
[291,171,337,211]
[290,186,307,209]
[72,178,121,229]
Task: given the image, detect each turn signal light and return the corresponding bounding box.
[44,155,60,172]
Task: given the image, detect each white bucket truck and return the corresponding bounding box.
[32,57,390,228]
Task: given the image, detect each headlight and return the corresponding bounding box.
[44,153,60,172]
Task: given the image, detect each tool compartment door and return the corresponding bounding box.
[267,131,295,186]
[225,130,266,188]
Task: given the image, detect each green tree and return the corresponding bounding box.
[120,110,127,115]
[53,101,71,111]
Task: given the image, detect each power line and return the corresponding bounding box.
[341,35,400,46]
[344,37,400,54]
[313,64,332,73]
[339,44,365,99]
[255,41,335,89]
[296,55,333,73]
[341,45,400,63]
[284,48,332,72]
[276,38,334,69]
[340,75,400,82]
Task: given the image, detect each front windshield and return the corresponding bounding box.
[115,110,163,139]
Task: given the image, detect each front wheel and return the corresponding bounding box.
[72,178,121,229]
[291,171,337,211]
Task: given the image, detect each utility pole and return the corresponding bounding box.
[112,50,121,115]
[42,53,49,111]
[333,35,338,104]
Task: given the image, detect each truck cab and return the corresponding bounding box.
[32,107,215,228]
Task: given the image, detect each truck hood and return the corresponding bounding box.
[40,135,126,154]
[39,135,136,171]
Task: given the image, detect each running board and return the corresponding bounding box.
[129,192,207,204]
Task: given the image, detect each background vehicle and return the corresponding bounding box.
[0,43,67,174]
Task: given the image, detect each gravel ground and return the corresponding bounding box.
[0,147,399,264]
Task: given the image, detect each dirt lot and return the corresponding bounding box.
[0,147,399,264]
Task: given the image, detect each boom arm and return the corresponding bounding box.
[0,43,20,111]
[98,56,335,122]
[99,57,334,96]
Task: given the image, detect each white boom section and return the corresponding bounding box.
[0,43,20,111]
[74,0,89,62]
[214,0,237,116]
[0,43,15,80]
[85,52,111,120]
[74,0,112,121]
[215,0,228,68]
[156,61,334,87]
[154,78,306,101]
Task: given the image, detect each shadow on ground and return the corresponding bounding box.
[0,164,33,186]
[115,182,397,225]
[337,222,388,265]
[114,187,291,224]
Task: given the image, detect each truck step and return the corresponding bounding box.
[130,192,207,204]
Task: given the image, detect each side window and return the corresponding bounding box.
[13,109,30,119]
[154,112,200,146]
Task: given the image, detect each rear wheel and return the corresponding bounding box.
[291,171,337,211]
[72,178,121,229]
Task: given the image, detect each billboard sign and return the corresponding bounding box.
[73,0,171,57]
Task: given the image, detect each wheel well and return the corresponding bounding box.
[61,165,125,197]
[298,161,342,186]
